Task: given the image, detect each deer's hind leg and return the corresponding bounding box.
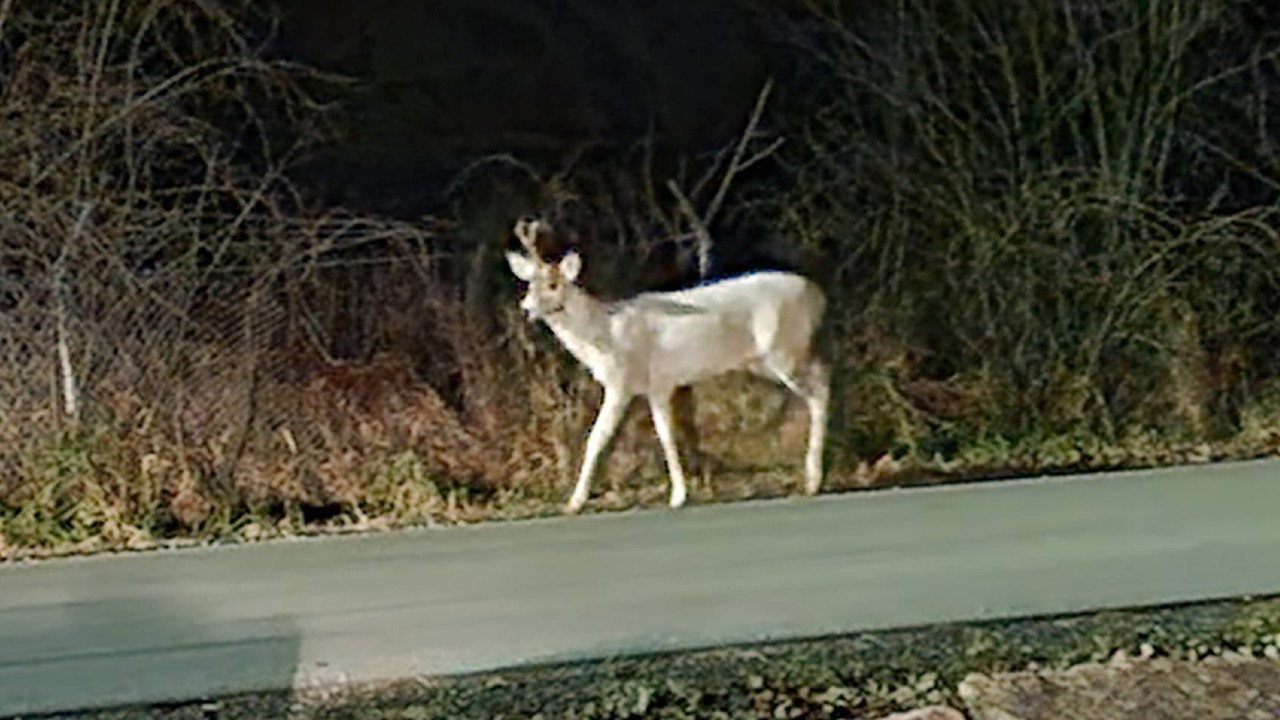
[759,352,829,496]
[800,357,830,495]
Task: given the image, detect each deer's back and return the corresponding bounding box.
[630,270,823,316]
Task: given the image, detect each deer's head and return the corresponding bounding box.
[505,218,582,321]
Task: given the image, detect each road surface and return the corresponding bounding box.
[2,459,1279,716]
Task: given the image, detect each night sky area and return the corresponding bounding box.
[270,0,789,217]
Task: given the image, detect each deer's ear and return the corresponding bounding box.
[559,251,582,283]
[505,252,537,281]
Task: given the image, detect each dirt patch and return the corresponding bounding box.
[961,654,1280,720]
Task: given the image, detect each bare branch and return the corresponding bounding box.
[666,179,714,278]
[641,134,679,239]
[733,136,787,177]
[57,202,94,424]
[0,0,12,38]
[663,78,782,278]
[703,77,778,227]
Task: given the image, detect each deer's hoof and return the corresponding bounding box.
[564,497,586,515]
[669,489,687,509]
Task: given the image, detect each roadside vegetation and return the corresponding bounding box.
[68,596,1280,719]
[2,0,1279,557]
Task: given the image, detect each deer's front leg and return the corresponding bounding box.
[648,392,689,509]
[566,388,630,514]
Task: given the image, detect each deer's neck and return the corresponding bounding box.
[542,289,617,374]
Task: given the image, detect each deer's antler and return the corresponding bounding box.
[514,217,543,256]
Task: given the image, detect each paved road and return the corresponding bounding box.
[2,459,1279,717]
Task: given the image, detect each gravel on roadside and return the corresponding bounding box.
[62,595,1280,720]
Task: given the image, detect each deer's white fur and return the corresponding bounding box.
[506,222,829,514]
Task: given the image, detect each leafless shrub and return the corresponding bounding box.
[5,0,1280,554]
[760,0,1280,456]
[0,0,503,549]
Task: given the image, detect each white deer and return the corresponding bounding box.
[505,218,830,514]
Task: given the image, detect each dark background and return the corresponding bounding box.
[272,0,789,217]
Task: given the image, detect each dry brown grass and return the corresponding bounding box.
[4,0,1280,558]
